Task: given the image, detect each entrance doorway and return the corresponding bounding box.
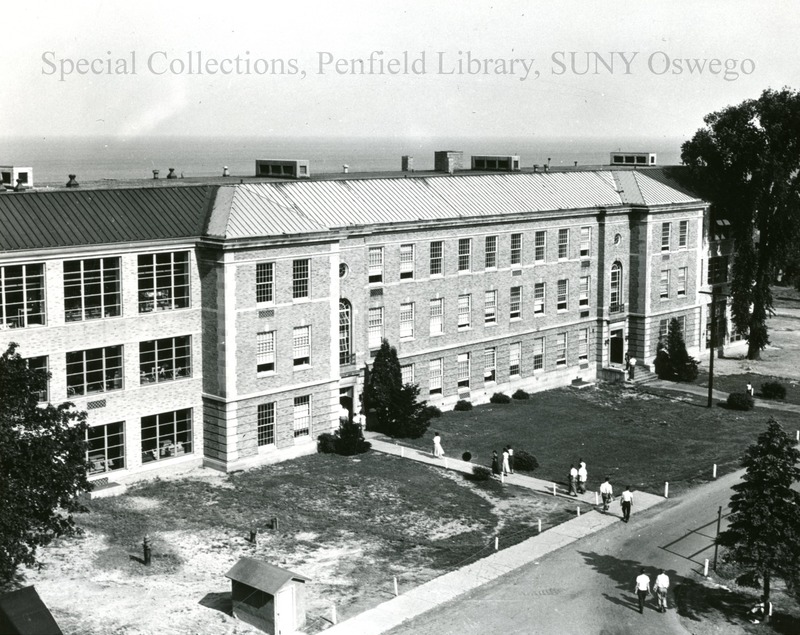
[610,329,624,365]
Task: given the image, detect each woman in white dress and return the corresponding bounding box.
[433,432,445,458]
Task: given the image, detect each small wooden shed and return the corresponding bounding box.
[225,558,310,634]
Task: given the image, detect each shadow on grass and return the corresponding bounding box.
[199,591,232,615]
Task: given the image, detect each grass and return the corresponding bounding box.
[697,371,800,406]
[773,284,800,309]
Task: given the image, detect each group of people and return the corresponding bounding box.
[568,459,589,496]
[634,568,671,614]
[490,446,514,476]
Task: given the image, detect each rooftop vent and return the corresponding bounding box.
[401,156,414,172]
[166,168,177,179]
[222,166,230,177]
[66,174,79,188]
[471,155,520,172]
[255,159,310,179]
[610,152,657,166]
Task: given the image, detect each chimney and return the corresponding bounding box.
[152,170,160,179]
[166,168,177,179]
[401,156,414,172]
[222,166,230,177]
[342,165,349,174]
[66,174,79,188]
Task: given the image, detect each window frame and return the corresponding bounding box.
[484,347,496,383]
[661,222,671,251]
[660,269,670,300]
[0,263,46,329]
[457,352,471,390]
[429,358,443,395]
[458,238,471,272]
[484,290,497,325]
[534,282,545,315]
[368,307,384,349]
[678,220,689,249]
[257,402,276,446]
[65,257,121,322]
[557,279,568,311]
[485,236,498,269]
[256,262,274,304]
[429,298,444,336]
[534,231,546,263]
[293,325,311,367]
[677,267,687,297]
[579,227,591,258]
[510,233,522,266]
[87,421,126,475]
[457,294,472,330]
[510,286,522,320]
[558,228,570,260]
[293,395,311,438]
[141,408,193,463]
[66,345,124,397]
[429,241,443,276]
[137,252,190,314]
[555,333,567,366]
[399,302,415,339]
[292,258,310,300]
[257,331,276,374]
[399,244,415,280]
[533,337,544,371]
[579,276,590,307]
[509,342,521,377]
[368,247,384,284]
[139,335,192,384]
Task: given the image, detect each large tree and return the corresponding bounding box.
[716,418,800,606]
[681,87,800,359]
[0,343,91,581]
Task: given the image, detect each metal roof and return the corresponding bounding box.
[225,558,310,594]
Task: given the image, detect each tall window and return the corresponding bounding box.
[140,335,191,383]
[457,352,470,390]
[430,241,443,276]
[66,345,123,396]
[509,342,521,377]
[256,262,274,303]
[257,331,276,373]
[87,422,125,474]
[556,333,567,366]
[293,396,310,437]
[399,244,415,279]
[579,276,590,307]
[510,233,522,266]
[458,294,471,329]
[485,236,497,269]
[401,364,414,385]
[429,298,444,335]
[677,267,687,297]
[484,348,496,383]
[510,286,522,319]
[534,282,545,315]
[365,307,382,349]
[293,325,311,366]
[65,257,121,321]
[368,247,384,283]
[708,256,729,285]
[138,252,189,313]
[141,408,193,462]
[28,356,49,402]
[429,358,443,395]
[458,238,471,272]
[578,328,588,361]
[534,231,546,263]
[292,259,310,299]
[0,263,45,328]
[610,262,622,312]
[257,403,275,446]
[484,290,497,325]
[339,300,352,365]
[660,270,670,299]
[400,302,415,339]
[533,338,544,371]
[678,220,689,248]
[580,227,591,258]
[557,279,568,311]
[659,319,669,341]
[558,229,569,259]
[661,222,671,251]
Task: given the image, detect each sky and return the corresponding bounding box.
[1,0,797,141]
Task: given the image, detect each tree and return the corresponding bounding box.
[716,418,800,606]
[363,339,433,438]
[0,343,91,581]
[665,318,699,382]
[681,87,800,359]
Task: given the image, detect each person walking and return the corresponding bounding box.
[502,447,511,476]
[746,382,754,397]
[569,464,578,496]
[653,570,670,613]
[634,568,651,614]
[491,450,500,476]
[507,444,514,474]
[599,476,613,512]
[577,459,587,494]
[433,432,445,459]
[628,356,637,380]
[621,485,633,522]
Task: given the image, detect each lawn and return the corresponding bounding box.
[697,371,800,406]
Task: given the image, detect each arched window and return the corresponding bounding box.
[610,262,623,312]
[339,299,352,365]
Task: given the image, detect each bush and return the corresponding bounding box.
[317,420,371,456]
[761,381,787,400]
[317,433,338,454]
[454,399,473,411]
[424,404,443,418]
[490,392,512,404]
[513,449,539,472]
[462,451,472,462]
[512,389,530,400]
[471,465,492,481]
[727,392,755,411]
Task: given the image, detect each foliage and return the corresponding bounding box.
[727,393,755,411]
[470,465,492,481]
[490,392,512,404]
[512,389,530,400]
[363,339,433,439]
[513,450,539,472]
[761,381,787,400]
[462,451,472,462]
[317,433,338,454]
[656,318,699,381]
[423,404,442,419]
[716,418,800,604]
[681,88,800,359]
[453,399,473,411]
[333,418,371,455]
[0,343,91,581]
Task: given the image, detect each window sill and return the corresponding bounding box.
[510,316,521,322]
[458,326,471,331]
[293,364,312,371]
[257,371,276,378]
[484,322,497,327]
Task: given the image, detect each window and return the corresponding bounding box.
[28,356,49,402]
[256,262,274,303]
[610,263,622,312]
[578,328,588,361]
[293,325,311,366]
[484,348,496,383]
[679,220,689,248]
[534,282,545,315]
[430,241,443,276]
[458,294,471,329]
[558,229,569,259]
[580,227,591,258]
[485,236,497,269]
[509,342,521,377]
[368,307,384,349]
[579,276,590,307]
[257,403,275,446]
[510,233,522,265]
[678,315,687,337]
[533,337,544,371]
[66,345,123,396]
[429,298,444,335]
[556,333,567,366]
[401,363,414,385]
[661,222,671,251]
[510,286,522,320]
[677,267,687,297]
[139,335,191,384]
[292,259,310,299]
[484,290,497,325]
[557,279,568,311]
[293,396,310,437]
[457,352,470,390]
[141,407,193,463]
[339,300,352,365]
[65,257,121,321]
[257,331,276,373]
[400,244,415,279]
[534,231,546,263]
[659,319,669,341]
[660,270,670,299]
[138,252,189,313]
[708,256,729,285]
[0,263,45,328]
[368,247,384,284]
[458,239,471,272]
[429,358,443,395]
[400,302,415,339]
[86,422,125,474]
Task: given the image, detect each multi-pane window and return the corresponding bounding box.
[610,263,622,312]
[0,263,45,328]
[534,282,545,314]
[368,307,384,349]
[534,231,546,262]
[578,328,588,361]
[659,319,669,341]
[429,358,443,395]
[678,315,687,337]
[257,402,275,446]
[368,247,384,283]
[510,286,522,319]
[139,335,191,384]
[430,241,443,276]
[533,338,544,371]
[458,295,471,329]
[579,276,590,307]
[484,348,496,383]
[138,252,189,313]
[557,279,568,311]
[510,233,522,266]
[87,422,125,475]
[400,244,415,279]
[556,333,567,366]
[256,262,274,303]
[708,256,729,285]
[257,331,276,373]
[293,396,310,437]
[661,222,671,251]
[484,290,497,325]
[678,220,689,248]
[401,363,414,385]
[429,298,444,335]
[457,352,471,389]
[339,300,352,365]
[292,259,310,299]
[558,229,569,259]
[677,267,687,297]
[580,227,591,258]
[66,345,123,396]
[399,302,415,339]
[509,342,521,377]
[141,407,193,463]
[485,236,497,269]
[293,325,311,366]
[660,270,670,299]
[65,257,121,321]
[28,356,49,402]
[458,239,471,272]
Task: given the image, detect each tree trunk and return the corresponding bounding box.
[764,571,771,611]
[747,341,762,360]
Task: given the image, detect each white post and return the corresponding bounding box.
[444,458,448,469]
[331,603,337,625]
[495,536,499,551]
[501,472,505,484]
[703,559,709,577]
[796,430,799,442]
[664,482,669,498]
[400,446,404,458]
[577,506,581,517]
[538,519,542,533]
[595,492,599,505]
[713,464,717,479]
[552,483,557,496]
[393,576,399,596]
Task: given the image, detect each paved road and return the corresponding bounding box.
[386,470,742,635]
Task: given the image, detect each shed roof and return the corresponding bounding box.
[225,558,310,594]
[0,586,63,635]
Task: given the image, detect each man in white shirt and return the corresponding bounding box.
[599,477,613,512]
[621,486,633,522]
[569,464,578,496]
[653,570,670,612]
[578,459,588,494]
[634,568,651,614]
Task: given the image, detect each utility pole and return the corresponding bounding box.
[699,289,730,408]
